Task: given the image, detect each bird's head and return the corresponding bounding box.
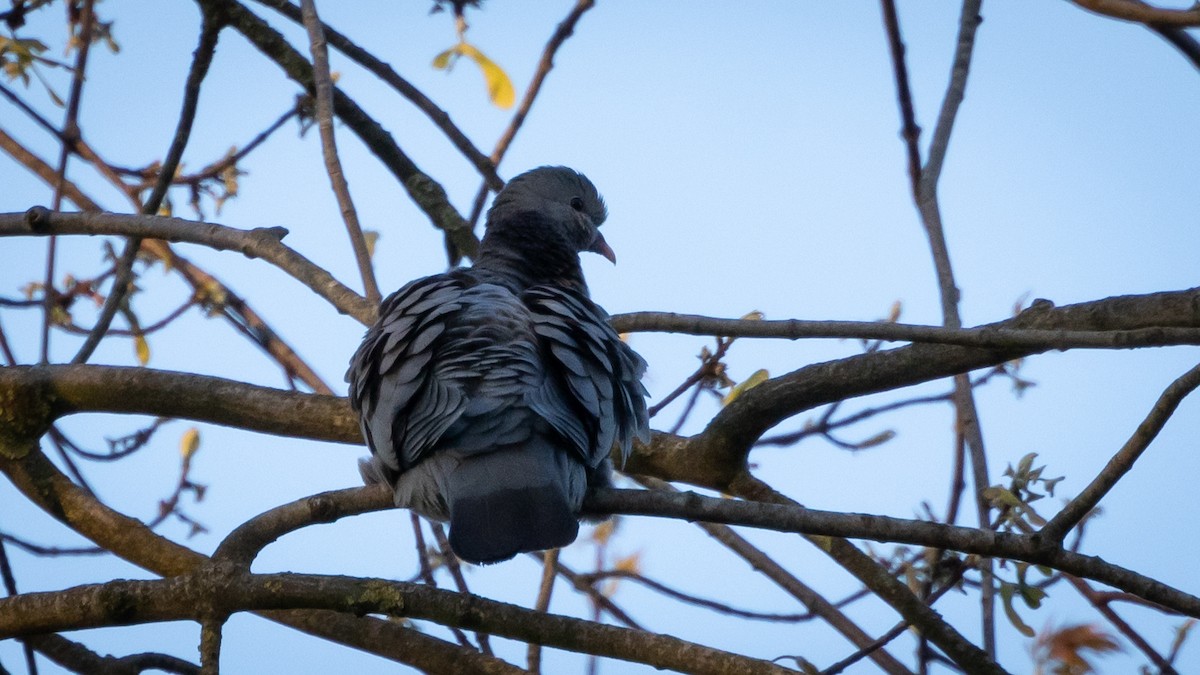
[484,166,615,264]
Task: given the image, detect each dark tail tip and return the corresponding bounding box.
[449,486,579,565]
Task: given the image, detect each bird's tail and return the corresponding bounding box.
[446,441,585,565]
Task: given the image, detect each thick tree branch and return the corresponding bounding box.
[0,570,794,675]
[665,288,1200,490]
[0,444,524,672]
[0,365,359,446]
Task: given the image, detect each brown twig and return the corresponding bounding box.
[71,7,224,366]
[430,523,494,655]
[298,0,380,305]
[251,0,503,191]
[209,0,478,262]
[467,0,598,227]
[1041,361,1200,542]
[632,476,913,675]
[41,0,97,363]
[879,0,923,196]
[527,548,560,673]
[1066,574,1178,674]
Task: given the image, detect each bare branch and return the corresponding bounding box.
[584,489,1200,619]
[1069,0,1200,26]
[879,0,923,195]
[0,571,795,675]
[466,0,598,227]
[528,548,560,673]
[1041,361,1200,542]
[42,0,99,364]
[206,0,479,261]
[251,0,503,190]
[73,7,225,366]
[299,0,380,305]
[0,208,374,325]
[612,309,1200,350]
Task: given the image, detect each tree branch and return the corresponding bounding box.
[1069,0,1200,26]
[1041,361,1200,542]
[0,570,795,675]
[73,6,224,366]
[611,309,1200,349]
[584,489,1200,618]
[0,443,524,673]
[298,0,380,306]
[204,0,479,261]
[0,208,374,325]
[250,0,503,191]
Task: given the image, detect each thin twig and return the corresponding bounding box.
[527,548,560,673]
[71,8,224,365]
[880,0,922,196]
[251,0,502,190]
[578,569,829,622]
[299,0,380,305]
[409,515,476,650]
[42,0,97,363]
[430,523,494,656]
[200,617,223,675]
[631,476,913,675]
[0,538,38,675]
[1066,574,1178,674]
[888,0,992,655]
[467,0,597,227]
[526,552,644,630]
[1041,361,1200,542]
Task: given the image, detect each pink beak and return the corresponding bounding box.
[588,232,617,264]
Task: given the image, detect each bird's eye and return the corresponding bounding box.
[570,197,585,212]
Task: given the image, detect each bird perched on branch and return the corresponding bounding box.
[347,166,649,564]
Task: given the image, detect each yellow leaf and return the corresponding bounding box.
[432,46,459,70]
[458,42,515,109]
[363,230,380,259]
[722,369,769,406]
[885,300,902,324]
[614,552,641,575]
[180,427,201,461]
[592,519,616,545]
[134,335,150,365]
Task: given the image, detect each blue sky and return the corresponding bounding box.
[2,1,1199,672]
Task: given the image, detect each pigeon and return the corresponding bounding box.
[347,166,649,564]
